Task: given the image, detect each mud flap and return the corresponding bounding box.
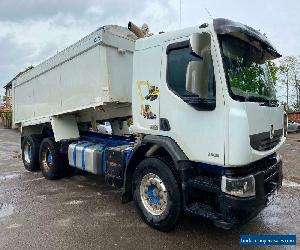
[51,115,79,141]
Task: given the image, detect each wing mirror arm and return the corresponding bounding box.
[189,32,211,58]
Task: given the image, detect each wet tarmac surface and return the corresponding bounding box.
[0,129,299,249]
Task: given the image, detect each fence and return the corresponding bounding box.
[288,112,300,123]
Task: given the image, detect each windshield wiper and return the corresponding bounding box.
[244,96,279,106]
[267,99,279,107]
[244,96,268,102]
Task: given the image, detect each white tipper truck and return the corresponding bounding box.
[13,19,285,231]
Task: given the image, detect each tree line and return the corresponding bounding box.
[271,56,300,111]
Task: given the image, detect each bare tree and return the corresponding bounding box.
[277,56,300,111]
[295,74,300,109]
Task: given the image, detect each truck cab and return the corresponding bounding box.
[130,18,284,228]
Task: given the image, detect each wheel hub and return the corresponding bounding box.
[47,153,53,163]
[140,173,168,215]
[42,148,53,171]
[24,143,32,164]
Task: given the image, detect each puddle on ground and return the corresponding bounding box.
[57,218,72,227]
[6,223,22,229]
[66,200,84,205]
[0,173,20,181]
[0,203,14,218]
[282,179,300,188]
[94,211,117,217]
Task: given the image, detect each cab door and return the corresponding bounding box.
[159,32,226,165]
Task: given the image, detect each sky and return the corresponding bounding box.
[0,0,299,97]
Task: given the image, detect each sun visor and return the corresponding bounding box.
[213,18,281,59]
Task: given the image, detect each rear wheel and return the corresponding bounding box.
[133,157,181,231]
[21,135,42,171]
[39,138,66,180]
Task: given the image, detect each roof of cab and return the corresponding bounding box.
[134,25,208,51]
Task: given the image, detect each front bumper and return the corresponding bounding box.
[183,154,283,229]
[221,156,282,224]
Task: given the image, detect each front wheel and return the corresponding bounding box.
[133,158,181,231]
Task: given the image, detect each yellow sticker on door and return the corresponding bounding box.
[137,80,159,102]
[137,81,159,120]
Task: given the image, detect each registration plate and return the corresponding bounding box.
[266,189,278,205]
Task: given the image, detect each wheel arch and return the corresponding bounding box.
[21,123,53,140]
[122,135,188,203]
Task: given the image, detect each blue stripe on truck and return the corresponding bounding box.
[96,144,106,175]
[102,149,107,175]
[73,144,78,167]
[81,143,94,170]
[72,141,88,168]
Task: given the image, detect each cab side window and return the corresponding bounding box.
[167,40,216,110]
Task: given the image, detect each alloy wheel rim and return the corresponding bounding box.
[42,147,53,171]
[24,142,32,164]
[140,173,168,216]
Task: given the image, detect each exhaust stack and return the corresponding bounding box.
[128,22,145,38]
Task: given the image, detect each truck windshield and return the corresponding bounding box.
[219,34,277,103]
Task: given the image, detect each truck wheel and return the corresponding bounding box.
[132,157,181,231]
[21,135,42,171]
[39,138,65,180]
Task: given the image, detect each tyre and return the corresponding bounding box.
[64,163,76,177]
[132,157,181,231]
[21,135,42,171]
[39,138,66,180]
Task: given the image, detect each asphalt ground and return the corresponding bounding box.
[0,128,299,249]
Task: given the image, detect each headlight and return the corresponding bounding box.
[221,175,255,197]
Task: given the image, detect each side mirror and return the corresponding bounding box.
[185,33,215,111]
[186,61,207,98]
[190,32,211,58]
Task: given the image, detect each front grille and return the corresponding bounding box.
[263,160,281,196]
[250,129,282,151]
